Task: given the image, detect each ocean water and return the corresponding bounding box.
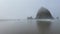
[0,19,60,34]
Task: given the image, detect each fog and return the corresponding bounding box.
[0,0,60,19]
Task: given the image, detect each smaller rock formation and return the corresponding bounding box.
[27,16,33,19]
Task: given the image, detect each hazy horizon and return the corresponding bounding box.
[0,0,60,19]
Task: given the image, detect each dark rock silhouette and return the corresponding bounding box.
[27,16,33,19]
[36,7,53,19]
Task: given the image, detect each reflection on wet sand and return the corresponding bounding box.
[36,21,51,34]
[0,20,60,34]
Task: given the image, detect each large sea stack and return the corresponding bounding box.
[36,7,53,19]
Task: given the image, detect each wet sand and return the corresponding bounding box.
[0,20,60,34]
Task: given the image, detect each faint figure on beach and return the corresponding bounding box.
[56,17,59,19]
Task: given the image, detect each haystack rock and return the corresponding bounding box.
[36,7,53,19]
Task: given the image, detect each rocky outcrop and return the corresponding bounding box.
[36,7,53,19]
[27,16,33,19]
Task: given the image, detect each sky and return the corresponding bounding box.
[0,0,60,19]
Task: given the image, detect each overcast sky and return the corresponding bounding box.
[0,0,60,19]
